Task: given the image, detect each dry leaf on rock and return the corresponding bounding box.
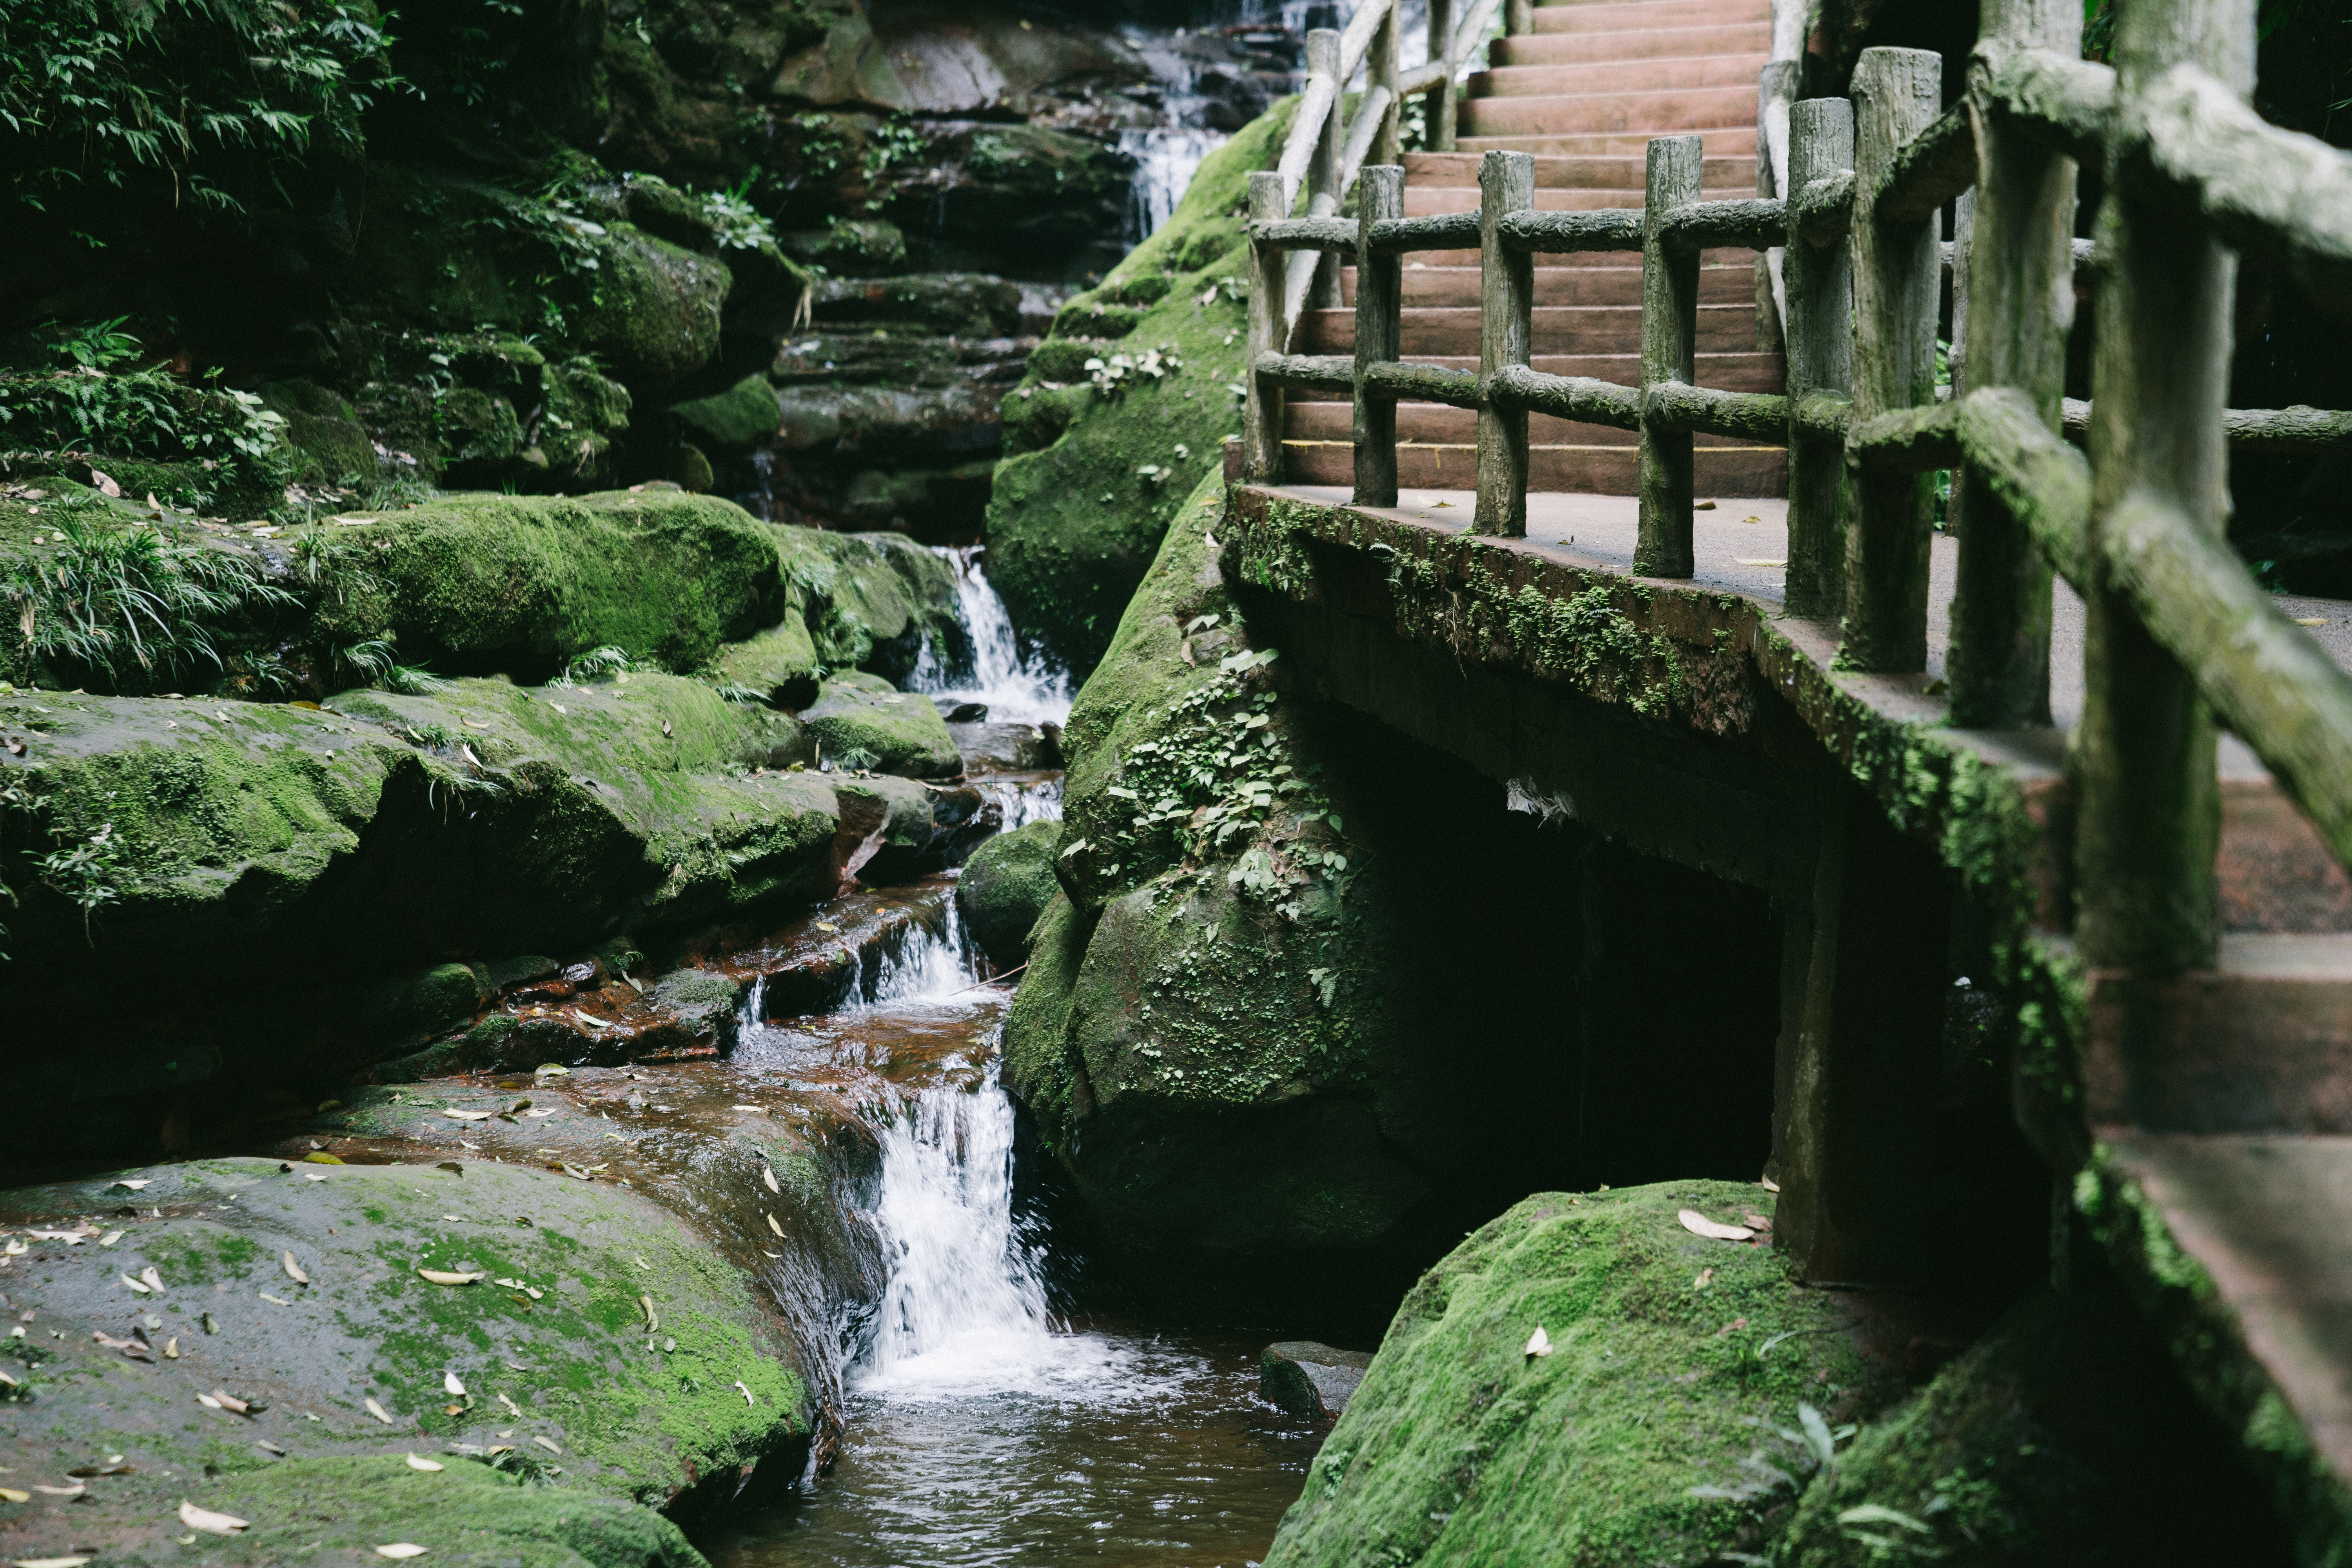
[533,1435,562,1454]
[405,1454,444,1472]
[442,1372,465,1397]
[376,1545,430,1559]
[178,1500,249,1535]
[282,1252,309,1285]
[365,1397,395,1424]
[1677,1209,1757,1243]
[416,1270,484,1286]
[15,1556,92,1567]
[33,1483,86,1497]
[0,1485,30,1502]
[120,1273,152,1295]
[762,1166,780,1194]
[1524,1325,1551,1359]
[140,1266,166,1292]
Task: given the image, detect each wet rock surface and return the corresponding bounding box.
[955,817,1060,968]
[801,675,962,779]
[1258,1342,1372,1425]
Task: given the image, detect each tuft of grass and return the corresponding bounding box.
[557,644,635,685]
[2,514,295,691]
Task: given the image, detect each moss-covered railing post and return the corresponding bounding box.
[1475,150,1535,537]
[2076,0,2252,972]
[1356,165,1405,508]
[1842,48,1944,671]
[1370,2,1403,169]
[1305,27,1347,312]
[1637,134,1703,577]
[1428,0,1459,153]
[1947,0,2077,726]
[1244,170,1289,484]
[1784,98,1854,617]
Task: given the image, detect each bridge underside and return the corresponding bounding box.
[1221,478,2352,1523]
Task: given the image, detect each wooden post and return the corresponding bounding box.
[1944,188,1974,540]
[2076,0,2251,972]
[1475,151,1534,536]
[1842,48,1943,671]
[1307,28,1345,310]
[1430,0,1459,154]
[1756,60,1800,352]
[1638,134,1702,577]
[1372,0,1403,170]
[1356,165,1405,508]
[1949,0,2075,727]
[1507,0,1534,36]
[1244,170,1287,484]
[1784,98,1853,618]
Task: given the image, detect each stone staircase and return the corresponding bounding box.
[1281,0,1788,495]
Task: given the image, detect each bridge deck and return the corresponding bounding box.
[1272,484,2352,733]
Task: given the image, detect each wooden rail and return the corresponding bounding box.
[1242,0,2352,966]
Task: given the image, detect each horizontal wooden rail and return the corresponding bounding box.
[1874,102,1978,223]
[1497,209,1644,253]
[2142,64,2352,317]
[1255,352,1355,393]
[1368,211,1480,254]
[2105,491,2352,868]
[1365,361,1483,408]
[1485,364,1640,428]
[1850,400,1961,472]
[1794,390,1853,439]
[1955,387,2091,587]
[1791,172,1856,247]
[1657,198,1787,251]
[1253,216,1358,252]
[1644,381,1789,441]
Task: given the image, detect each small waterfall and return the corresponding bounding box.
[858,1058,1060,1391]
[978,776,1064,830]
[859,896,987,1007]
[1120,127,1229,239]
[910,546,1072,727]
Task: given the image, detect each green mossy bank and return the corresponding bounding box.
[984,101,1296,675]
[0,1158,812,1566]
[1261,1182,1904,1568]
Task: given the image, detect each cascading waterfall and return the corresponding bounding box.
[909,546,1072,727]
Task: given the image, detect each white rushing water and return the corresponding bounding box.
[909,546,1071,727]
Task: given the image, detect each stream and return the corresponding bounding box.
[707,555,1324,1566]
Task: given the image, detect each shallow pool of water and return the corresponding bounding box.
[695,1319,1321,1568]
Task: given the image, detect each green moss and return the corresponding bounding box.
[984,98,1298,674]
[670,374,781,452]
[1263,1182,1904,1568]
[571,225,731,384]
[320,489,786,679]
[769,526,961,684]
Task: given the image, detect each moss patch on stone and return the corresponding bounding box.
[1263,1182,1906,1568]
[800,678,960,778]
[955,817,1060,967]
[984,99,1296,674]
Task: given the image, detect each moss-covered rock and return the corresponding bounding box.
[0,672,852,1161]
[318,489,786,679]
[773,526,964,684]
[572,225,730,386]
[670,374,781,453]
[706,616,823,708]
[984,98,1293,674]
[1263,1183,1906,1568]
[0,1156,809,1564]
[955,817,1060,967]
[801,677,960,778]
[262,378,379,484]
[1777,1287,2295,1568]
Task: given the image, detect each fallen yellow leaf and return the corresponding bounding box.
[405,1454,444,1472]
[1676,1209,1757,1243]
[282,1251,310,1285]
[416,1269,484,1286]
[179,1499,250,1535]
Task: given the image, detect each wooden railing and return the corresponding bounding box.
[1242,0,2352,976]
[1264,0,1508,332]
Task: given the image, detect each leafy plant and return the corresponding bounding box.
[39,818,124,942]
[557,644,633,685]
[2,515,295,690]
[45,317,142,370]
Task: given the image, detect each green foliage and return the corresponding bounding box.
[559,643,636,684]
[0,0,401,216]
[1,514,295,690]
[38,816,123,941]
[0,365,290,486]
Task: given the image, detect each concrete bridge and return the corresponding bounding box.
[1230,0,2352,1535]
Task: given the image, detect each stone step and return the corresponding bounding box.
[1457,127,1760,158]
[1296,301,1758,355]
[1401,242,1760,267]
[1468,52,1772,97]
[1528,0,1772,32]
[1281,349,1786,395]
[1459,83,1763,137]
[1284,399,1775,450]
[2085,931,2352,1134]
[1340,262,1756,308]
[1279,437,1786,495]
[1493,22,1772,65]
[1402,148,1753,190]
[1400,184,1749,215]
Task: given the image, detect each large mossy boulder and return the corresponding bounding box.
[801,673,961,778]
[1263,1182,1905,1568]
[984,99,1293,676]
[1778,1287,2296,1568]
[0,1156,808,1564]
[773,524,964,684]
[0,673,848,1161]
[956,817,1060,967]
[320,489,787,680]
